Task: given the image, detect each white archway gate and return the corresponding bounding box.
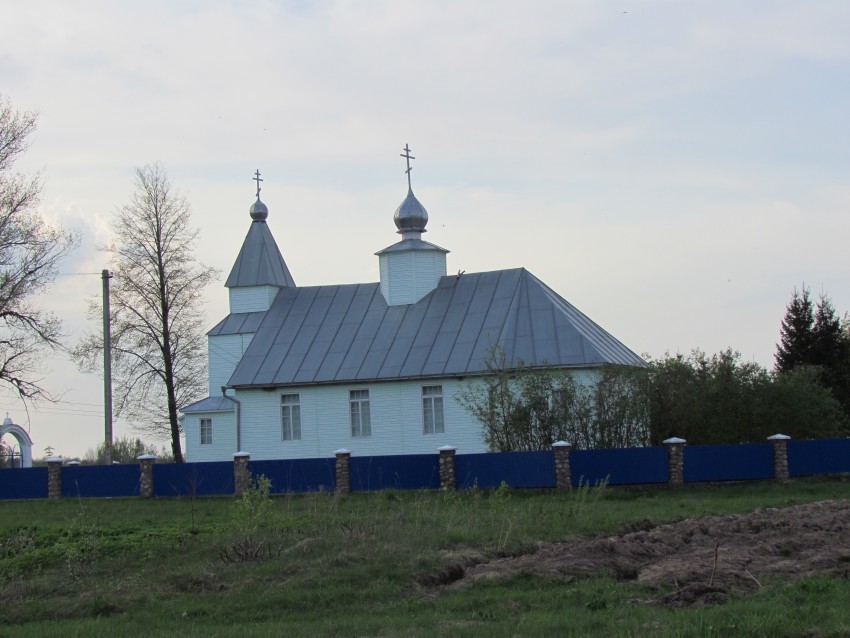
[0,416,33,468]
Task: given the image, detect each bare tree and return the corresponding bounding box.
[0,95,77,399]
[73,164,217,462]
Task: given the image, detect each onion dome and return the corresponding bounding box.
[393,188,428,234]
[249,198,268,221]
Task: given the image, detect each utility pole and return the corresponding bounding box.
[102,269,113,465]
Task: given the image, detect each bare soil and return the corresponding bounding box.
[446,500,850,605]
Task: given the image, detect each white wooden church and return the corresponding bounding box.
[181,150,644,462]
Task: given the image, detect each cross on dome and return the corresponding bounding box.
[253,169,263,199]
[400,144,415,190]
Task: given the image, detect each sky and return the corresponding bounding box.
[1,0,849,458]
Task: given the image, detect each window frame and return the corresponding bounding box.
[349,389,371,437]
[281,393,302,441]
[200,417,213,445]
[422,385,445,434]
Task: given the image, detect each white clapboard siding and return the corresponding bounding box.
[208,333,255,395]
[379,251,447,306]
[229,285,280,313]
[233,379,489,461]
[183,410,237,462]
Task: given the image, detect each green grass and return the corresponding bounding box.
[2,479,850,636]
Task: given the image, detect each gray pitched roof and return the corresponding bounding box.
[225,220,296,288]
[226,268,644,388]
[181,396,237,413]
[208,311,267,336]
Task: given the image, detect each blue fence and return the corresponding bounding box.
[0,467,48,500]
[456,451,556,489]
[251,458,336,493]
[152,461,234,497]
[6,437,850,500]
[684,443,774,482]
[572,446,668,486]
[789,439,850,477]
[350,454,440,491]
[62,464,141,498]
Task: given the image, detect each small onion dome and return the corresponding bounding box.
[249,198,269,221]
[393,188,428,234]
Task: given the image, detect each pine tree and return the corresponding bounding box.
[775,286,815,372]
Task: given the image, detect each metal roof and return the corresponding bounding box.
[181,396,237,413]
[208,311,267,336]
[226,268,644,388]
[225,219,296,288]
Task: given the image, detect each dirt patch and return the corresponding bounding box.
[452,500,850,605]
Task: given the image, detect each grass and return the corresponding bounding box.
[1,478,850,636]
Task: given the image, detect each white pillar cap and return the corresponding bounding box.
[663,437,687,444]
[767,434,791,440]
[46,456,64,463]
[233,451,251,458]
[137,454,157,461]
[438,445,456,452]
[334,448,351,455]
[552,441,572,447]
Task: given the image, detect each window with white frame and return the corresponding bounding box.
[422,385,445,434]
[349,389,371,437]
[200,418,213,445]
[281,393,301,441]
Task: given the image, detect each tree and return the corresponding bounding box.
[775,286,815,372]
[0,95,77,399]
[455,344,650,451]
[72,164,218,462]
[83,435,173,464]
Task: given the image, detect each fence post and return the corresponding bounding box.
[47,457,64,499]
[137,454,157,498]
[438,445,457,491]
[233,452,251,496]
[664,437,686,485]
[335,449,351,495]
[552,441,572,490]
[768,434,791,481]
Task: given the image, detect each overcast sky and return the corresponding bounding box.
[2,1,849,458]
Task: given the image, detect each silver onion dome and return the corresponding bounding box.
[393,188,428,234]
[249,198,269,221]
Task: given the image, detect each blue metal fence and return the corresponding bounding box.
[251,458,336,493]
[349,454,440,491]
[0,467,48,499]
[455,451,556,489]
[152,461,234,496]
[684,443,774,482]
[8,437,850,500]
[61,464,141,498]
[789,439,850,477]
[571,446,668,486]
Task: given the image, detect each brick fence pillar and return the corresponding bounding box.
[552,441,572,490]
[768,434,791,481]
[438,445,457,491]
[137,454,157,498]
[335,449,351,495]
[664,437,686,485]
[233,452,251,496]
[47,457,64,499]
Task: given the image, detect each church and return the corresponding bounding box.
[181,149,644,462]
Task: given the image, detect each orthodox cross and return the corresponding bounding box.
[253,169,263,199]
[400,144,415,189]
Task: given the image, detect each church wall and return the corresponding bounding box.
[184,410,237,462]
[229,286,279,313]
[208,333,255,394]
[233,379,489,461]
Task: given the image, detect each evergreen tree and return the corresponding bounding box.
[775,286,815,372]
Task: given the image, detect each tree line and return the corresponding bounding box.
[458,288,850,451]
